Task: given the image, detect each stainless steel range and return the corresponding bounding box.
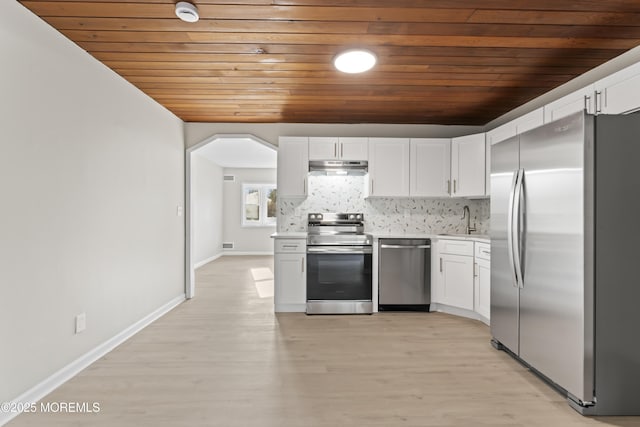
[306,213,373,314]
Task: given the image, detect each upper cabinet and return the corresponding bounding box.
[595,61,640,115]
[339,137,369,160]
[277,136,308,198]
[486,107,544,146]
[308,136,368,161]
[451,133,486,198]
[544,84,595,123]
[410,138,451,198]
[308,137,338,160]
[368,138,410,197]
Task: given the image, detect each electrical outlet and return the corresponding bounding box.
[176,205,183,217]
[75,313,86,334]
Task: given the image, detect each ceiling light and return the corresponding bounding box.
[333,49,377,74]
[175,1,199,23]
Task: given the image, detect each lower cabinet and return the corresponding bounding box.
[434,240,474,310]
[274,238,306,312]
[433,239,490,325]
[474,243,491,320]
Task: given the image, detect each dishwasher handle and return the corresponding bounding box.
[380,244,431,249]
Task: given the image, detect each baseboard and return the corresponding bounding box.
[222,251,274,256]
[275,303,306,313]
[430,303,490,326]
[0,294,185,427]
[194,253,223,269]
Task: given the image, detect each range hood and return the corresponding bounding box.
[308,160,368,176]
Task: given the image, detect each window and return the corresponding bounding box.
[242,184,277,227]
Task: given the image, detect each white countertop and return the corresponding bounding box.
[272,231,489,243]
[271,232,308,238]
[371,233,489,243]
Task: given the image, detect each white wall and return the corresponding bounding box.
[0,1,184,406]
[223,168,277,253]
[192,154,224,265]
[185,123,484,149]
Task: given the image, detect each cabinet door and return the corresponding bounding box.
[438,253,474,310]
[410,138,451,197]
[277,137,309,198]
[596,61,640,114]
[544,84,595,123]
[451,133,485,198]
[274,253,306,308]
[339,137,368,161]
[368,138,410,197]
[514,107,544,134]
[308,137,338,160]
[474,257,491,320]
[486,122,517,146]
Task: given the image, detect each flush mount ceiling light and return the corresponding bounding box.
[175,1,199,23]
[333,49,377,74]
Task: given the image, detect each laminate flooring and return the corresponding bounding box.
[9,256,640,426]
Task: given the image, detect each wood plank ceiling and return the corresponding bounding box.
[18,0,640,125]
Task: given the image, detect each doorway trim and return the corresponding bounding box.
[185,133,278,299]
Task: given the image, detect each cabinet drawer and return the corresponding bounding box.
[437,239,474,256]
[475,243,491,261]
[275,239,306,253]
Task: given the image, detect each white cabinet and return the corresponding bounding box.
[514,107,544,135]
[308,137,338,160]
[595,61,640,114]
[486,107,544,146]
[308,137,368,161]
[544,84,595,123]
[274,238,306,312]
[434,240,474,310]
[410,138,451,197]
[339,137,368,160]
[433,238,491,325]
[474,243,491,321]
[368,138,410,197]
[451,133,485,198]
[277,137,308,198]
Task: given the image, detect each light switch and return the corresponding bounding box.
[177,205,183,217]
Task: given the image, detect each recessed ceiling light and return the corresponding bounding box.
[175,1,199,23]
[333,49,377,74]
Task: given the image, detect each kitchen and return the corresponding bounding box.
[272,60,640,416]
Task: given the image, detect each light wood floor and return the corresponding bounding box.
[9,256,640,426]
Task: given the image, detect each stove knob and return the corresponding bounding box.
[356,214,362,220]
[349,214,355,219]
[309,214,315,219]
[317,214,322,220]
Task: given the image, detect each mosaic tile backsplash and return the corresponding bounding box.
[277,175,490,234]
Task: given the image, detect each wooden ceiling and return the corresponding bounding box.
[18,1,640,125]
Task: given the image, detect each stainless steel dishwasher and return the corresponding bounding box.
[378,239,431,311]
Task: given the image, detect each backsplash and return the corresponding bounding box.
[278,175,490,234]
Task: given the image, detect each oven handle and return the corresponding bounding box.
[380,244,431,249]
[307,246,372,254]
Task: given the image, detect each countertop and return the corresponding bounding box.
[271,232,308,238]
[371,233,489,243]
[272,231,489,243]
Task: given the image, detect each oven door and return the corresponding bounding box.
[306,246,373,303]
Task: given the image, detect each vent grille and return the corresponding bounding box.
[222,242,234,249]
[223,175,235,182]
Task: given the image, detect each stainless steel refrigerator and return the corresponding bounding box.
[490,110,640,416]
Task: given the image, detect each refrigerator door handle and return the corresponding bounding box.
[512,169,525,288]
[507,170,519,288]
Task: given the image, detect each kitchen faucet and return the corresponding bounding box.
[462,205,476,235]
